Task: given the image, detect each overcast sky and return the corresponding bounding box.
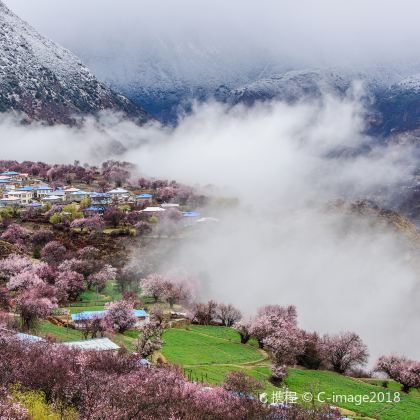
[5,0,420,76]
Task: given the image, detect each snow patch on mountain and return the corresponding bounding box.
[0,1,149,124]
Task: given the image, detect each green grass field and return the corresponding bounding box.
[34,321,85,342]
[162,326,264,366]
[162,325,420,420]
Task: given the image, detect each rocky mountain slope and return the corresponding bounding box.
[0,1,149,125]
[77,35,420,135]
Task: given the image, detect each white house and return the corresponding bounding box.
[34,185,53,199]
[64,187,81,201]
[41,195,62,204]
[0,196,20,206]
[107,188,130,201]
[47,190,66,202]
[3,190,32,205]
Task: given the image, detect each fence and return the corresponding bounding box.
[67,300,109,307]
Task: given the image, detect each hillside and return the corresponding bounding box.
[0,1,149,125]
[161,326,420,420]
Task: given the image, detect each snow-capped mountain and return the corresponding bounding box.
[0,1,149,124]
[80,37,420,134]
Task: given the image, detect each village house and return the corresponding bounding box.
[0,196,20,206]
[90,192,112,205]
[17,186,34,199]
[47,189,66,201]
[69,190,90,203]
[41,194,63,204]
[64,187,81,201]
[34,185,53,199]
[107,187,131,201]
[137,193,153,201]
[3,189,33,205]
[71,309,150,328]
[0,171,20,179]
[0,180,13,190]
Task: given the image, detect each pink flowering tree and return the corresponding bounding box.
[162,278,195,308]
[134,221,153,235]
[0,254,34,283]
[136,321,163,359]
[0,390,28,420]
[222,371,264,397]
[59,249,116,292]
[104,300,136,333]
[250,304,298,348]
[263,320,305,383]
[77,246,100,260]
[297,331,324,370]
[88,264,117,292]
[1,223,30,245]
[41,241,67,266]
[103,207,125,228]
[15,285,57,330]
[375,355,420,393]
[79,315,108,340]
[31,230,54,247]
[56,270,86,302]
[233,319,252,344]
[7,270,43,292]
[140,274,167,302]
[321,332,369,374]
[70,215,104,233]
[0,333,339,419]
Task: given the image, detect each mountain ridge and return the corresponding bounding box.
[0,1,150,125]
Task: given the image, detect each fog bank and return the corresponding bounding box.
[1,93,419,361]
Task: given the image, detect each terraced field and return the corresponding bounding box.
[162,325,420,420]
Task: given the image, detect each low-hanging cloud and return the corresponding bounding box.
[0,91,419,362]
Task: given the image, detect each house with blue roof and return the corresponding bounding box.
[0,171,19,177]
[90,192,112,205]
[0,180,13,191]
[136,193,153,200]
[47,190,65,201]
[69,190,91,202]
[72,309,149,328]
[107,188,130,201]
[84,205,106,214]
[34,185,52,199]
